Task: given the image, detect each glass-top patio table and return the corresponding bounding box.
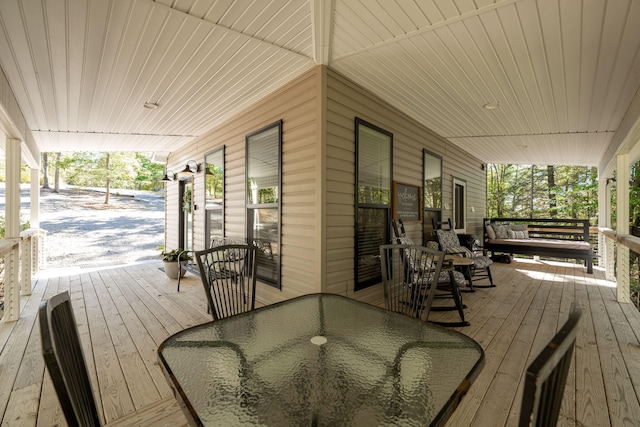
[158,293,485,426]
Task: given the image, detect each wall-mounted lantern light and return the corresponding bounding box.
[179,160,200,174]
[160,170,176,182]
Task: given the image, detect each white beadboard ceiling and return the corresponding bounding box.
[1,0,639,168]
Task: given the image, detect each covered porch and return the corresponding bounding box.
[0,258,638,426]
[0,2,640,424]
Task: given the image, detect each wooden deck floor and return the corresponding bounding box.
[0,258,639,426]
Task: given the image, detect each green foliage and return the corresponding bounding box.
[205,165,223,201]
[42,151,165,191]
[0,215,31,239]
[549,166,598,220]
[357,185,390,204]
[161,249,191,262]
[182,186,192,212]
[247,178,279,204]
[0,158,31,183]
[605,159,640,230]
[631,162,640,226]
[134,153,166,190]
[487,164,598,223]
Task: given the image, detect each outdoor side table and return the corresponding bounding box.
[445,254,476,290]
[158,293,485,426]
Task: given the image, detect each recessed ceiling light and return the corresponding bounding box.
[143,102,159,110]
[483,101,500,110]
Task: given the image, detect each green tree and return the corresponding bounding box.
[49,151,165,200]
[547,165,557,217]
[488,164,598,223]
[54,152,61,192]
[488,164,511,217]
[134,153,165,191]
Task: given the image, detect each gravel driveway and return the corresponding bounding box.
[3,185,165,270]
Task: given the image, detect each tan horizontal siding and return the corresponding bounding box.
[325,68,486,303]
[165,65,486,305]
[166,68,320,305]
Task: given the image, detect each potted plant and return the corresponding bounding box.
[161,248,192,279]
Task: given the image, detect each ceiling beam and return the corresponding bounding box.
[310,0,334,65]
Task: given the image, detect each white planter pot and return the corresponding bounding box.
[163,260,187,279]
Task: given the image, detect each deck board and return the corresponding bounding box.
[572,266,610,427]
[1,258,639,426]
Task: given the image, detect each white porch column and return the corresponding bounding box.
[598,175,608,275]
[603,178,616,280]
[617,153,630,303]
[30,167,39,228]
[3,138,21,322]
[5,139,20,238]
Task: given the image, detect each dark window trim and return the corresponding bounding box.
[453,176,467,232]
[245,120,282,289]
[354,117,393,291]
[204,145,225,247]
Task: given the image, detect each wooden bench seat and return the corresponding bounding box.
[484,218,594,274]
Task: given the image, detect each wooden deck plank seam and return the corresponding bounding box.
[2,260,640,427]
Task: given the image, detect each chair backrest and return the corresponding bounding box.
[39,291,101,427]
[431,217,453,230]
[392,218,415,245]
[434,227,462,252]
[431,218,460,252]
[195,244,258,320]
[519,303,582,427]
[379,244,445,320]
[209,236,246,248]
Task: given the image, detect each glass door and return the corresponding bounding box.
[179,178,194,252]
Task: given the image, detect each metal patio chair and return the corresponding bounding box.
[391,219,469,326]
[176,237,245,291]
[519,303,582,427]
[39,291,101,427]
[195,243,258,320]
[379,244,445,321]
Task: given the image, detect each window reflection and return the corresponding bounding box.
[355,118,392,291]
[205,147,224,243]
[246,121,282,288]
[423,151,441,209]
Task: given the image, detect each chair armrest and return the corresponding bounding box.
[182,263,200,275]
[442,259,454,270]
[474,246,488,256]
[446,247,468,257]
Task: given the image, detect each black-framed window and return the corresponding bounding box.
[355,118,392,291]
[423,149,442,243]
[246,120,282,288]
[453,177,467,232]
[205,146,224,246]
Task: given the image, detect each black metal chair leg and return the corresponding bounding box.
[471,265,496,288]
[450,282,467,324]
[430,270,470,327]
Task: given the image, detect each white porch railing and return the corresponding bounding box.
[0,229,46,322]
[599,228,640,304]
